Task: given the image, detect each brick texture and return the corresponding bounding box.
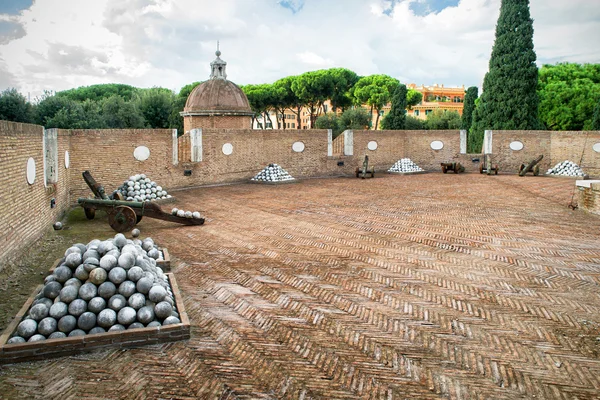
[183,115,252,132]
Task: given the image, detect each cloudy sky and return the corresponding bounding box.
[0,0,599,99]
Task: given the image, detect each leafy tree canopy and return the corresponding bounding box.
[57,83,138,102]
[352,74,399,129]
[0,88,33,123]
[380,84,407,130]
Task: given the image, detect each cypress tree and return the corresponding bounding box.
[380,84,407,130]
[592,98,600,130]
[462,86,478,130]
[471,0,541,140]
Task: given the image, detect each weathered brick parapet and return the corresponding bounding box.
[576,180,600,215]
[0,273,190,365]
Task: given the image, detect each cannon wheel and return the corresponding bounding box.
[136,214,143,223]
[108,206,137,233]
[83,207,96,220]
[442,166,448,174]
[479,164,484,174]
[533,165,540,176]
[355,167,360,178]
[494,165,499,175]
[371,167,375,177]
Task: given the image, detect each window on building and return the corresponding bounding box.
[266,121,272,129]
[379,110,385,116]
[257,122,263,129]
[323,104,328,113]
[414,110,420,116]
[292,123,295,128]
[453,96,462,103]
[425,110,432,116]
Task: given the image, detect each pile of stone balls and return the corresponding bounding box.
[115,174,172,202]
[171,208,203,220]
[388,158,424,173]
[546,160,585,177]
[7,234,180,343]
[251,164,295,182]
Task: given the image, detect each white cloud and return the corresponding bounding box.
[0,0,598,98]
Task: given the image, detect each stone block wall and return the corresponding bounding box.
[0,122,71,268]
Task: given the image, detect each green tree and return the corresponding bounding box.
[35,93,77,126]
[138,87,175,129]
[315,113,342,137]
[171,81,202,134]
[406,89,423,109]
[538,63,600,130]
[291,70,334,127]
[0,88,33,123]
[351,74,399,130]
[339,107,371,132]
[461,86,478,130]
[326,68,359,113]
[592,98,600,130]
[57,83,138,102]
[242,84,277,129]
[45,102,88,129]
[380,84,407,130]
[471,0,541,138]
[425,110,462,130]
[101,95,146,128]
[404,115,426,130]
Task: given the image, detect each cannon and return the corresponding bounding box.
[441,162,465,174]
[518,154,543,176]
[355,155,375,179]
[79,170,204,232]
[479,155,499,175]
[77,198,205,233]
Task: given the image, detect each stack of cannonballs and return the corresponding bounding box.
[251,164,295,182]
[546,160,585,177]
[115,174,172,202]
[7,234,180,343]
[171,208,203,220]
[388,158,424,173]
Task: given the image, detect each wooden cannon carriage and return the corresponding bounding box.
[479,155,499,175]
[518,155,543,176]
[355,155,375,179]
[79,171,204,232]
[440,162,465,174]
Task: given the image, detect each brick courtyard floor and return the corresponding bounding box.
[1,174,600,399]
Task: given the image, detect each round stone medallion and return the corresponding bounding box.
[292,141,305,153]
[65,151,70,168]
[222,143,233,155]
[430,140,444,150]
[509,141,524,151]
[593,143,600,153]
[26,157,36,185]
[367,141,378,151]
[133,146,150,161]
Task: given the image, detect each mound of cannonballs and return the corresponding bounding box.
[546,160,586,177]
[115,174,172,202]
[171,208,203,220]
[251,164,295,183]
[7,234,180,344]
[388,158,424,173]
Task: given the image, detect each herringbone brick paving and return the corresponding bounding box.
[1,174,599,399]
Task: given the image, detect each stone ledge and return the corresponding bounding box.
[576,180,600,189]
[0,273,189,365]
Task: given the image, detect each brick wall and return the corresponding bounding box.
[0,122,71,269]
[550,131,600,177]
[183,115,252,132]
[577,182,600,215]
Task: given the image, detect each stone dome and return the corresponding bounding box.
[183,79,252,115]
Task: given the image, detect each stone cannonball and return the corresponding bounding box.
[89,268,107,285]
[48,331,67,339]
[43,281,62,299]
[78,282,98,301]
[74,264,89,281]
[136,277,154,294]
[148,286,167,303]
[137,306,155,324]
[121,244,138,256]
[146,321,161,328]
[108,267,127,285]
[97,309,117,328]
[83,263,99,274]
[68,329,86,337]
[162,316,181,325]
[117,307,137,325]
[100,254,118,271]
[127,266,143,282]
[145,299,155,309]
[192,211,201,219]
[108,294,127,311]
[73,243,87,254]
[65,252,82,269]
[53,266,73,283]
[64,277,82,290]
[44,275,57,284]
[59,285,79,304]
[147,248,160,260]
[128,293,146,310]
[142,239,154,252]
[8,336,27,344]
[171,208,178,216]
[58,315,77,333]
[87,239,102,248]
[131,228,140,238]
[30,304,49,321]
[128,322,145,330]
[89,327,106,335]
[108,324,125,332]
[118,281,136,298]
[84,256,100,267]
[82,249,100,262]
[97,282,117,299]
[38,317,58,336]
[113,233,127,249]
[154,301,173,320]
[176,210,185,218]
[68,299,87,317]
[77,312,97,331]
[49,302,68,319]
[33,297,53,309]
[16,319,37,339]
[106,249,121,260]
[28,334,46,342]
[64,246,81,257]
[88,297,107,314]
[117,253,136,270]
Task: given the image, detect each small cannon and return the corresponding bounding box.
[355,155,375,179]
[78,198,205,233]
[479,155,499,175]
[79,170,204,232]
[441,162,465,174]
[518,154,543,176]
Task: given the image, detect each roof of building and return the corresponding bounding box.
[182,47,253,116]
